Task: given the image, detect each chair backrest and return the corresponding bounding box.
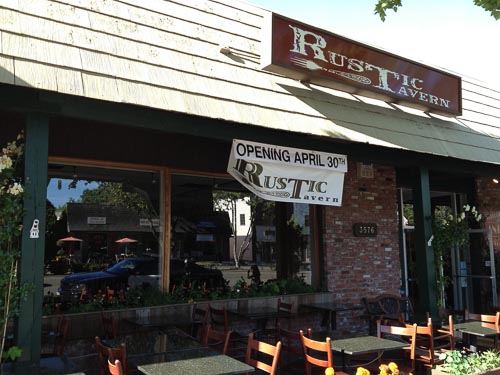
[407,318,436,367]
[208,304,230,333]
[101,312,117,340]
[53,316,70,356]
[300,330,333,375]
[377,320,417,372]
[95,336,127,375]
[277,324,311,357]
[107,358,124,375]
[191,304,208,341]
[245,331,282,375]
[465,309,500,325]
[434,314,455,351]
[276,299,294,330]
[201,324,232,354]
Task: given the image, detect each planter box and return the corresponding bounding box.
[432,365,500,375]
[42,292,334,340]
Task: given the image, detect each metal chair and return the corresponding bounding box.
[245,331,282,375]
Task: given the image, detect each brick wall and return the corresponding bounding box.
[323,162,400,333]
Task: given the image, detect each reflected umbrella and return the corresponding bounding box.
[57,236,83,263]
[115,237,138,256]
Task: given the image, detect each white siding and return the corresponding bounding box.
[0,0,499,165]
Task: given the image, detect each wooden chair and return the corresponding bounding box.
[265,298,294,343]
[276,298,294,330]
[208,304,230,333]
[95,336,127,375]
[201,324,232,354]
[101,312,117,340]
[42,315,70,357]
[300,330,345,375]
[408,317,453,369]
[377,320,417,374]
[464,309,500,348]
[277,324,311,374]
[245,331,282,375]
[191,304,208,341]
[108,358,125,375]
[464,309,500,325]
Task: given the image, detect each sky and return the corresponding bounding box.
[246,0,500,87]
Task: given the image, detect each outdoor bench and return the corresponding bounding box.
[361,293,414,334]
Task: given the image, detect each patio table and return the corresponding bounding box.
[137,353,254,375]
[1,355,84,375]
[228,307,293,335]
[300,302,364,330]
[123,315,191,330]
[103,327,202,356]
[448,321,499,350]
[312,333,408,371]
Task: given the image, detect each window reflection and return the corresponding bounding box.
[45,164,161,296]
[171,174,313,285]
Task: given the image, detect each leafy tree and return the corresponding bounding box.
[375,0,499,21]
[80,182,148,212]
[79,182,159,240]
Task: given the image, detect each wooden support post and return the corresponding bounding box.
[17,113,49,363]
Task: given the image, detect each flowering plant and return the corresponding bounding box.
[433,204,483,252]
[0,133,32,364]
[356,362,411,375]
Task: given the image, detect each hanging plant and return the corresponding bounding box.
[432,204,483,307]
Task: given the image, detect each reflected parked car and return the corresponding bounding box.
[59,257,225,303]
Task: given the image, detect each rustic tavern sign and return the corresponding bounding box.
[261,13,462,116]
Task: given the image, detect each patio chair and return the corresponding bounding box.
[108,358,125,375]
[265,298,294,343]
[300,330,347,375]
[408,317,453,369]
[101,312,117,340]
[464,309,500,348]
[42,315,70,357]
[208,304,230,333]
[201,324,232,354]
[208,303,247,359]
[377,320,417,374]
[245,331,282,375]
[277,324,311,375]
[95,336,127,375]
[191,304,208,341]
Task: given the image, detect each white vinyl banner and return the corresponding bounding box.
[227,139,347,207]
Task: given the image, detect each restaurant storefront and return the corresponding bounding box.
[1,0,500,365]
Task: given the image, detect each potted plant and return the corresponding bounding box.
[0,133,32,366]
[432,350,500,375]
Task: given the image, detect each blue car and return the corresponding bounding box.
[59,257,225,303]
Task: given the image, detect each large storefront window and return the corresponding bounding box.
[44,163,161,302]
[171,173,314,285]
